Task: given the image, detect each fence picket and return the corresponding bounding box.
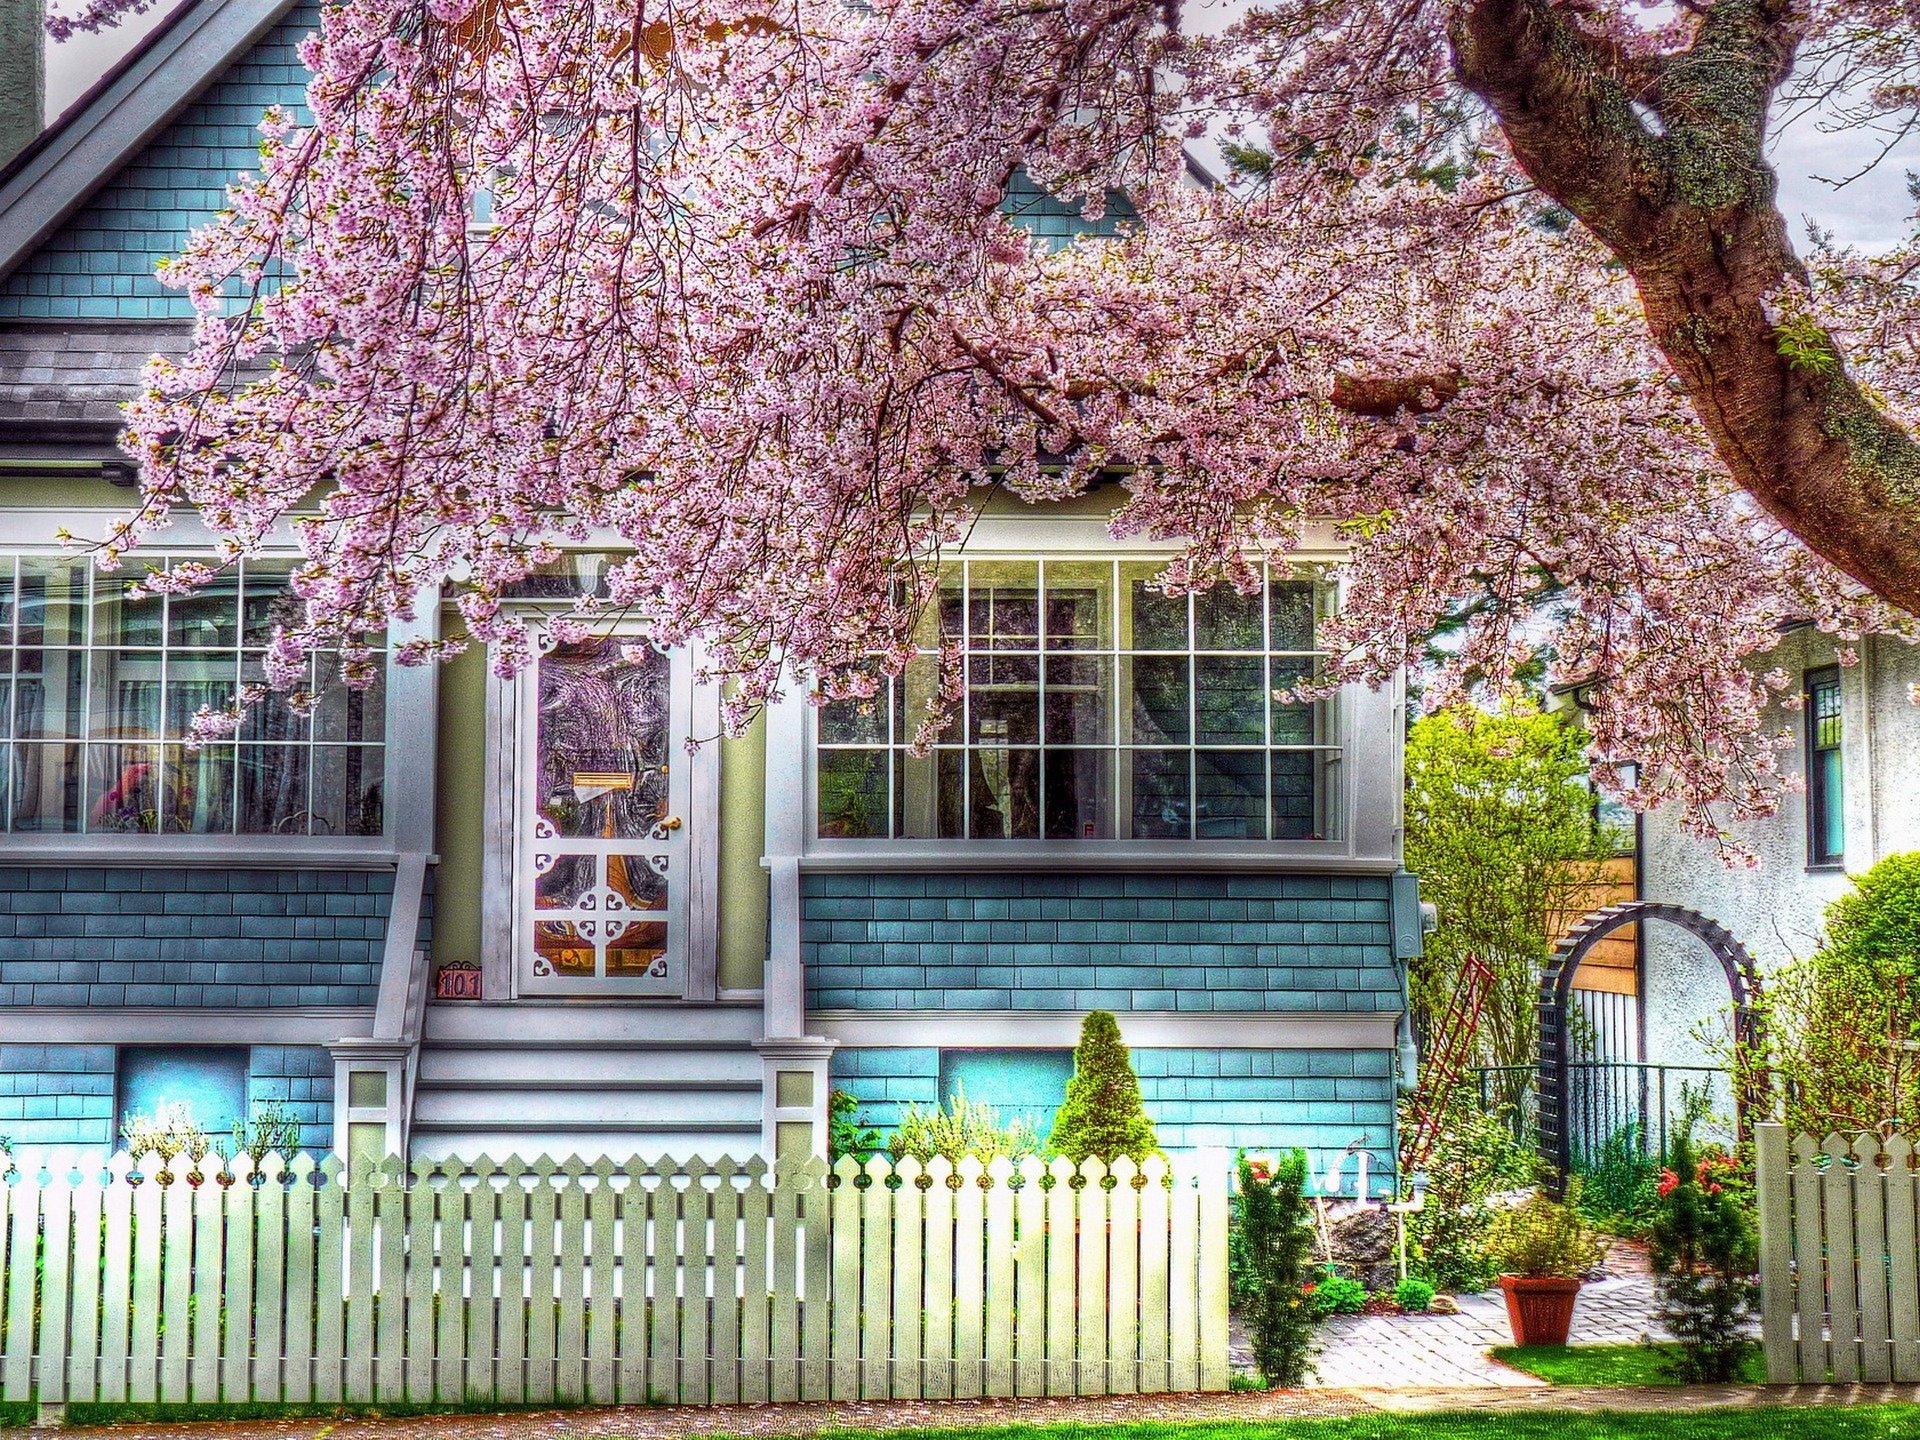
[1886,1136,1920,1382]
[160,1167,193,1403]
[312,1156,347,1403]
[923,1157,955,1401]
[1139,1155,1170,1394]
[740,1158,771,1405]
[1167,1160,1199,1393]
[437,1159,471,1405]
[1824,1134,1861,1382]
[66,1163,102,1405]
[0,1147,1229,1411]
[406,1157,439,1402]
[468,1157,502,1405]
[1788,1134,1826,1383]
[1107,1156,1139,1396]
[221,1157,259,1403]
[953,1156,986,1400]
[798,1158,831,1403]
[36,1162,73,1407]
[1076,1158,1109,1397]
[1851,1135,1893,1382]
[1013,1157,1045,1397]
[98,1153,136,1404]
[891,1156,924,1398]
[556,1159,589,1406]
[524,1159,560,1406]
[254,1155,288,1405]
[587,1158,619,1407]
[710,1159,742,1407]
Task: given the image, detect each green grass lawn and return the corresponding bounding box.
[1491,1343,1768,1386]
[789,1413,1920,1440]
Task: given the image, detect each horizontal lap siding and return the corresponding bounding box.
[803,872,1399,1013]
[831,1047,1396,1169]
[0,1044,335,1150]
[0,867,394,1007]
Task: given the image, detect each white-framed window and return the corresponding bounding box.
[0,554,385,836]
[512,623,693,995]
[813,558,1342,842]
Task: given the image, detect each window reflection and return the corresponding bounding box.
[816,558,1340,841]
[0,556,385,836]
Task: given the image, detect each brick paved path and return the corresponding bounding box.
[1299,1274,1667,1388]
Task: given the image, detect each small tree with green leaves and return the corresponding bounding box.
[1405,702,1623,1074]
[1235,1151,1318,1387]
[1649,1126,1759,1383]
[1762,852,1920,1136]
[1047,1010,1161,1163]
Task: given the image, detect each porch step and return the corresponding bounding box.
[407,999,769,1164]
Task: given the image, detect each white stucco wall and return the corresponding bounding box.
[1640,631,1920,1082]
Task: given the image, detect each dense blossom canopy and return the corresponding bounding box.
[44,0,1920,850]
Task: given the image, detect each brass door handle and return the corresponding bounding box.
[663,816,683,831]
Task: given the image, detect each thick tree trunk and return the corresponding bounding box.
[1451,0,1920,617]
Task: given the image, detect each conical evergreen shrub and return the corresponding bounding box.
[1047,1010,1162,1162]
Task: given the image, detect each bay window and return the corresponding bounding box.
[0,555,385,836]
[816,559,1342,842]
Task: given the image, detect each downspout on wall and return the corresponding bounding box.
[0,0,41,169]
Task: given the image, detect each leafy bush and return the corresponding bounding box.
[1307,1272,1368,1317]
[1573,1121,1664,1234]
[1763,852,1920,1135]
[1485,1188,1604,1278]
[1404,1084,1537,1291]
[1395,1277,1436,1312]
[1234,1151,1318,1387]
[827,1090,882,1163]
[888,1085,1041,1164]
[1047,1011,1162,1163]
[1649,1126,1759,1383]
[120,1103,215,1165]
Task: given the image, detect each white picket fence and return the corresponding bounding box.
[1757,1123,1920,1383]
[0,1149,1229,1409]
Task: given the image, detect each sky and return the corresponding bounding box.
[39,0,1920,252]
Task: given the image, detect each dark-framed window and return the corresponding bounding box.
[1806,667,1844,868]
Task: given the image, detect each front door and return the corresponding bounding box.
[514,629,689,995]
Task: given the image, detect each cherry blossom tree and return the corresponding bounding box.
[44,0,1920,848]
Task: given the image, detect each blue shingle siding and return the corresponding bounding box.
[248,1044,334,1152]
[830,1045,1395,1173]
[0,1043,116,1147]
[0,6,318,320]
[803,872,1399,1013]
[0,867,392,1007]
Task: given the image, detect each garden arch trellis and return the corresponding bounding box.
[1536,901,1764,1188]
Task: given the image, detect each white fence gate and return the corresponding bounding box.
[0,1149,1229,1409]
[1757,1123,1920,1383]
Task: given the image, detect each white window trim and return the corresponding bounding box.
[479,609,720,1002]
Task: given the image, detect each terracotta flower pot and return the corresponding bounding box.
[1497,1274,1582,1346]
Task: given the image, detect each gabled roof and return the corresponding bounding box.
[0,0,299,288]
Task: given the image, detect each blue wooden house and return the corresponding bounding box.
[0,0,1423,1186]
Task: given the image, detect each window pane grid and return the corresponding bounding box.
[0,555,386,837]
[817,557,1341,841]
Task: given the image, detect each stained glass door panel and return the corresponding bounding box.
[518,634,687,994]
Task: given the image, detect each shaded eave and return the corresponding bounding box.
[0,0,303,290]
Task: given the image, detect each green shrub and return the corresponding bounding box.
[1573,1122,1663,1234]
[1649,1126,1758,1383]
[1763,852,1920,1135]
[827,1090,883,1163]
[888,1085,1041,1164]
[1404,1083,1537,1291]
[1307,1272,1368,1317]
[1047,1011,1162,1164]
[1394,1277,1436,1312]
[1485,1189,1604,1278]
[1234,1151,1318,1387]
